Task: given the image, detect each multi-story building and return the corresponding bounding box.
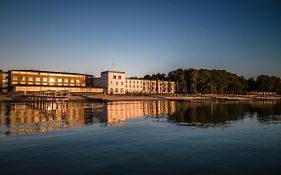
[125,78,143,93]
[93,71,126,94]
[1,69,175,94]
[9,70,86,87]
[143,80,157,93]
[6,70,103,93]
[93,70,175,94]
[0,70,9,92]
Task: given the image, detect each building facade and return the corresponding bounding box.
[1,69,175,94]
[9,70,86,87]
[93,71,126,94]
[0,70,8,92]
[5,70,103,93]
[93,70,175,94]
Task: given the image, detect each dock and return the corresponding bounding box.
[27,90,70,110]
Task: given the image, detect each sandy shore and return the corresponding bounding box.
[1,93,280,103]
[82,94,281,102]
[82,94,162,102]
[165,95,281,101]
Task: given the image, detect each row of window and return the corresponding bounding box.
[113,75,122,79]
[12,77,81,84]
[12,81,81,86]
[109,87,173,93]
[110,88,124,93]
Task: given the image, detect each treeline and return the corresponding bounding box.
[143,69,281,94]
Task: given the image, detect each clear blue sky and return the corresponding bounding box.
[0,0,281,78]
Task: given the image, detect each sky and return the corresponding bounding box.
[0,0,281,78]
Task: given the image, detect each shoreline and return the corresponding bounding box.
[0,93,280,103]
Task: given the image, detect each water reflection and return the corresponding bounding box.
[0,100,281,135]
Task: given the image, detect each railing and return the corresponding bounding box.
[27,90,70,102]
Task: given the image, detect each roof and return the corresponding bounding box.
[9,69,86,76]
[101,70,125,74]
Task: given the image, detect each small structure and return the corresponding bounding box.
[27,90,70,110]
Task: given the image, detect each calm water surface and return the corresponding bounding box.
[0,100,281,175]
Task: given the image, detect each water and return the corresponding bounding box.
[0,100,281,175]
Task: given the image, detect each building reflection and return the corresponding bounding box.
[106,101,176,126]
[0,100,281,135]
[0,101,176,135]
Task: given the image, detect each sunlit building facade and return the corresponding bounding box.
[9,70,86,87]
[5,70,103,93]
[0,70,8,92]
[93,71,126,94]
[93,70,175,94]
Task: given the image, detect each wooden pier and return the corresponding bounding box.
[27,90,70,110]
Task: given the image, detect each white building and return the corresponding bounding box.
[93,70,175,94]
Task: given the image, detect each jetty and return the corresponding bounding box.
[26,90,70,110]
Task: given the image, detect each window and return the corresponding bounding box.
[43,78,48,82]
[115,88,118,93]
[35,77,40,82]
[116,82,118,85]
[121,82,123,85]
[76,79,80,83]
[118,76,121,79]
[49,77,55,83]
[28,77,33,81]
[64,79,68,83]
[71,79,74,83]
[21,77,25,81]
[58,78,62,83]
[113,75,116,79]
[13,77,18,81]
[121,88,124,93]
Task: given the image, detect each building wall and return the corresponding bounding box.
[9,70,86,88]
[0,71,8,92]
[125,79,143,93]
[103,71,126,94]
[86,75,94,87]
[143,80,157,93]
[156,81,175,94]
[14,86,103,93]
[93,70,176,94]
[0,70,2,92]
